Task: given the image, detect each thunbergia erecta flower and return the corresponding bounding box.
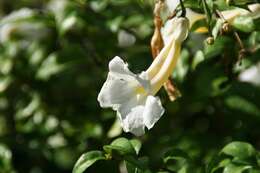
[98,17,189,136]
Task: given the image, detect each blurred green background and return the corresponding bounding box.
[0,0,260,173]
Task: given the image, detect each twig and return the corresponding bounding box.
[215,9,246,63]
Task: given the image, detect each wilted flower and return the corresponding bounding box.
[98,17,189,136]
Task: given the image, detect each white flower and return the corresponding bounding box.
[98,17,189,136]
[165,0,180,13]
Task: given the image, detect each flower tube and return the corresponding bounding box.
[98,17,189,136]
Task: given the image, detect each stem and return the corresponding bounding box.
[179,0,186,17]
[215,9,246,62]
[201,0,212,32]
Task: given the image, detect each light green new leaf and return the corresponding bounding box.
[223,163,252,173]
[221,142,256,160]
[233,16,255,33]
[130,139,142,155]
[225,95,260,116]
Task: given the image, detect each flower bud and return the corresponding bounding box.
[206,36,214,45]
[222,22,231,33]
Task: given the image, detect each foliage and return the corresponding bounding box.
[0,0,260,173]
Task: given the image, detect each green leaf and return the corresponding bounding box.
[223,163,252,173]
[192,50,205,70]
[229,0,255,6]
[232,16,255,32]
[183,0,201,10]
[125,160,139,173]
[130,139,142,155]
[173,49,190,82]
[164,149,192,172]
[210,158,231,173]
[204,36,234,59]
[125,159,149,173]
[103,137,136,156]
[201,0,214,29]
[221,142,256,160]
[190,19,207,32]
[0,144,13,172]
[72,150,106,173]
[225,95,260,116]
[125,156,150,172]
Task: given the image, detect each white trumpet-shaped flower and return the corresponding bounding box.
[98,17,189,136]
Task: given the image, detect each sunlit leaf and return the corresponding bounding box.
[72,151,106,173]
[221,142,256,159]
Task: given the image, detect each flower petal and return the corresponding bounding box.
[97,74,138,108]
[116,96,140,121]
[186,8,205,28]
[109,56,135,77]
[98,56,150,108]
[143,95,164,130]
[121,105,145,136]
[165,0,180,13]
[161,17,189,45]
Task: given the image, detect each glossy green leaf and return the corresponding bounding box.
[233,16,255,33]
[204,36,234,59]
[221,142,256,159]
[164,149,192,172]
[72,150,106,173]
[130,139,142,155]
[225,95,260,116]
[103,137,136,156]
[223,163,252,173]
[0,144,13,172]
[125,156,150,172]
